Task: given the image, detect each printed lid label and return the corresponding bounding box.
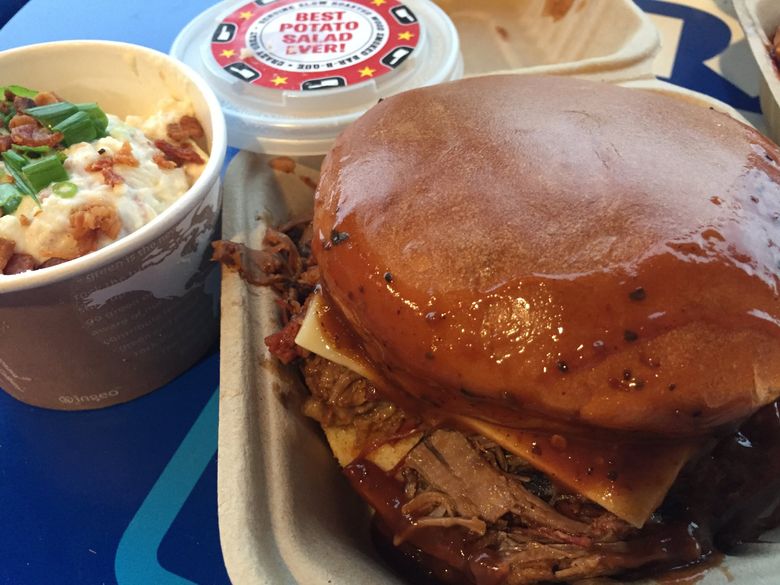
[211,0,421,91]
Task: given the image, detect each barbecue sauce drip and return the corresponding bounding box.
[682,400,780,550]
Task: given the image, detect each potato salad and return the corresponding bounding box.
[0,85,208,274]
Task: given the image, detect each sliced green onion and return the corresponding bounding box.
[22,155,68,191]
[52,111,97,146]
[76,102,109,135]
[11,144,53,162]
[3,85,38,98]
[52,181,78,198]
[2,150,27,170]
[26,102,78,128]
[11,144,51,155]
[0,183,23,214]
[1,150,35,197]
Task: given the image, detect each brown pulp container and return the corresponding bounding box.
[0,41,227,409]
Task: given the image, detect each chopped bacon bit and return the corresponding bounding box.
[0,135,12,153]
[37,257,68,269]
[0,238,14,272]
[12,96,35,113]
[10,123,63,147]
[3,253,35,275]
[264,318,304,364]
[153,151,177,170]
[8,114,37,129]
[69,203,121,255]
[33,91,60,106]
[86,154,125,187]
[114,141,139,167]
[166,115,204,142]
[154,139,204,167]
[269,156,296,173]
[101,167,123,187]
[180,115,204,138]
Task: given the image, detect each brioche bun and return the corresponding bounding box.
[312,75,780,436]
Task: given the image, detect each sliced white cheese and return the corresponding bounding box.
[295,294,696,527]
[295,293,375,380]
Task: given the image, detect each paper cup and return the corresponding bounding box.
[0,41,227,409]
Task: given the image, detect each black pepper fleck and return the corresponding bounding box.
[623,369,632,380]
[628,287,646,301]
[624,330,639,342]
[668,383,677,391]
[607,470,619,481]
[98,148,106,155]
[556,360,569,373]
[330,230,350,245]
[384,271,393,283]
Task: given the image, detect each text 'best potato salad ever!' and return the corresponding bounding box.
[0,84,208,274]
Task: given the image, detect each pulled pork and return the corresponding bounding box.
[213,217,319,365]
[396,431,640,584]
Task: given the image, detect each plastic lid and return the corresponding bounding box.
[172,0,462,155]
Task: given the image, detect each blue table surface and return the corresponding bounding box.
[0,1,764,584]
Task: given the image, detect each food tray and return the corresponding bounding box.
[217,80,773,584]
[734,0,780,145]
[435,0,659,82]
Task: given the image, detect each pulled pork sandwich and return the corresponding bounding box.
[247,75,780,584]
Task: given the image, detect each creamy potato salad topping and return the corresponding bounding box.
[0,85,208,274]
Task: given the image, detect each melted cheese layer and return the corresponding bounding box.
[295,294,697,527]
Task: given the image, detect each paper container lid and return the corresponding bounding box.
[171,0,463,155]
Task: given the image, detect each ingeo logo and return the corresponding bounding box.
[59,390,120,405]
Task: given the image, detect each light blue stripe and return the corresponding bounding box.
[115,388,219,585]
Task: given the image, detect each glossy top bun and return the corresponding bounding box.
[312,75,780,436]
